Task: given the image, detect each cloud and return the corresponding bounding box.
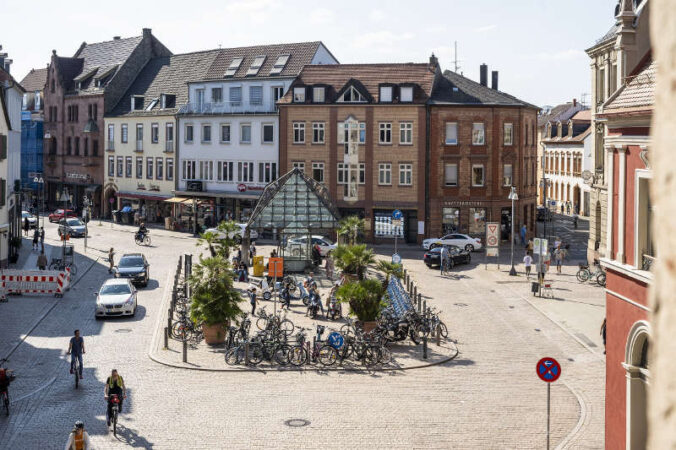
[309,8,335,24]
[527,49,587,62]
[426,25,447,34]
[475,24,497,32]
[352,31,415,49]
[369,9,386,22]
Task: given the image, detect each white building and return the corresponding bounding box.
[176,42,338,224]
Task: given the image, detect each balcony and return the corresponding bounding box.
[106,140,115,151]
[165,140,174,153]
[135,140,143,152]
[178,101,274,116]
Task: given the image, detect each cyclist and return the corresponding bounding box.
[67,329,85,379]
[64,420,91,449]
[0,363,13,399]
[136,222,148,241]
[104,369,126,426]
[108,247,115,273]
[439,245,449,274]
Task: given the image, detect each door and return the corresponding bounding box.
[406,212,417,244]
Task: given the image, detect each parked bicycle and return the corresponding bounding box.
[576,261,606,287]
[48,258,78,276]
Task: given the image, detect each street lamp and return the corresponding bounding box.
[82,195,91,252]
[508,186,519,276]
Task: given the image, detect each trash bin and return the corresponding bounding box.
[113,210,121,223]
[165,217,172,230]
[531,282,540,294]
[253,255,265,277]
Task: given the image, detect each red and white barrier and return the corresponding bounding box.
[0,269,71,297]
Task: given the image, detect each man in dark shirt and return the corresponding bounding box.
[67,330,85,379]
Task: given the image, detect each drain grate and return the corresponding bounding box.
[284,419,310,428]
[115,328,133,333]
[453,303,468,307]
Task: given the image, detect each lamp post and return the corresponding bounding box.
[82,195,91,252]
[32,175,45,228]
[508,186,519,276]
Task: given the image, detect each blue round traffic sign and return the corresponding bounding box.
[391,253,401,264]
[328,332,344,350]
[536,357,561,382]
[392,209,403,220]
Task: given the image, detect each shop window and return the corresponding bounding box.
[442,207,460,234]
[469,207,486,235]
[374,212,404,238]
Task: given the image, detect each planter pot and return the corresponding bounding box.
[202,323,227,345]
[361,320,378,334]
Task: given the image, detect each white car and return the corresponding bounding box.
[287,235,336,257]
[205,223,258,242]
[21,211,37,228]
[95,278,137,318]
[422,233,483,252]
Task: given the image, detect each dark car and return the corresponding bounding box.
[58,218,87,237]
[114,253,150,287]
[423,245,471,268]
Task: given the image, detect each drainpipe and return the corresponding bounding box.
[424,104,431,239]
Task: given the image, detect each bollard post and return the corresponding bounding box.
[423,300,427,317]
[413,285,417,300]
[436,326,441,346]
[167,315,172,331]
[423,335,428,359]
[245,341,250,365]
[417,293,422,313]
[312,337,316,364]
[182,339,187,363]
[164,327,169,349]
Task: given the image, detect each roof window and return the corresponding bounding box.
[246,55,266,76]
[270,54,290,75]
[224,57,244,77]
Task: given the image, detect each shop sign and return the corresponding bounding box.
[443,200,486,207]
[66,173,90,181]
[237,183,265,192]
[237,183,247,192]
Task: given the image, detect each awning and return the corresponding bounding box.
[174,190,262,200]
[164,196,191,204]
[115,192,171,202]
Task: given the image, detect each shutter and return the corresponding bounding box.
[0,134,6,160]
[0,179,6,207]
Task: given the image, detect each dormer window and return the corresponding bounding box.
[161,94,176,109]
[400,86,413,102]
[338,86,366,103]
[131,96,144,111]
[224,57,243,77]
[270,54,290,75]
[313,87,325,103]
[380,86,393,102]
[246,55,266,76]
[293,87,306,103]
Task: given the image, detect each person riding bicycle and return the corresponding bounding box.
[104,369,126,425]
[67,329,85,379]
[136,222,148,241]
[0,364,14,398]
[439,245,449,274]
[64,420,91,449]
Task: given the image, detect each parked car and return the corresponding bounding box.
[422,233,483,251]
[423,245,472,268]
[114,253,150,287]
[21,211,37,229]
[58,218,87,237]
[94,278,138,318]
[48,209,76,223]
[204,223,258,243]
[287,235,336,257]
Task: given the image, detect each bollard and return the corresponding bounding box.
[167,315,172,332]
[436,326,441,346]
[413,285,417,300]
[164,327,169,349]
[423,335,428,359]
[245,341,250,365]
[423,300,427,318]
[417,293,422,313]
[312,337,316,364]
[182,339,188,363]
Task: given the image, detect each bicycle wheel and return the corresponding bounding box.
[363,346,380,367]
[144,236,151,246]
[596,272,606,287]
[74,362,79,389]
[248,344,264,366]
[273,344,291,366]
[279,319,294,337]
[171,322,189,341]
[437,322,449,339]
[340,324,355,337]
[113,410,118,436]
[576,269,590,282]
[225,346,244,365]
[376,346,392,365]
[318,345,337,366]
[256,317,268,331]
[68,264,78,277]
[288,345,308,366]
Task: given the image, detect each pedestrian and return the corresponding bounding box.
[573,213,579,230]
[566,202,571,215]
[560,204,564,214]
[270,249,277,259]
[108,248,115,273]
[248,287,257,316]
[440,245,449,275]
[37,250,48,270]
[554,246,563,274]
[23,217,30,236]
[520,224,527,246]
[39,227,45,253]
[523,252,533,278]
[325,253,334,280]
[32,228,39,251]
[600,318,607,354]
[251,242,256,257]
[527,239,534,256]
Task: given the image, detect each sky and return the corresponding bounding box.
[2,0,618,107]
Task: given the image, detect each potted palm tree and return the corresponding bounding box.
[337,215,364,245]
[336,279,387,333]
[197,220,241,259]
[375,260,404,290]
[189,255,243,345]
[333,244,375,281]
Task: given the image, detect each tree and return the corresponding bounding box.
[196,220,241,259]
[333,244,375,281]
[338,215,364,246]
[375,260,404,289]
[189,255,243,327]
[336,279,387,322]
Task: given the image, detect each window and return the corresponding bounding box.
[67,137,72,155]
[229,87,242,106]
[84,137,89,156]
[125,157,132,178]
[444,163,458,187]
[132,96,144,111]
[121,124,128,143]
[166,123,174,145]
[136,157,143,178]
[338,86,366,103]
[155,158,163,180]
[378,163,392,185]
[249,86,263,105]
[400,86,413,102]
[107,124,114,149]
[108,156,115,176]
[196,89,205,107]
[161,94,176,109]
[399,164,412,186]
[185,124,194,143]
[472,164,485,186]
[92,140,98,156]
[445,123,458,145]
[359,163,366,184]
[313,87,325,103]
[598,68,606,103]
[182,160,196,180]
[257,123,272,144]
[337,163,348,184]
[224,57,243,77]
[472,123,485,145]
[146,157,153,179]
[293,87,306,102]
[503,164,513,186]
[217,161,234,182]
[503,123,513,146]
[312,122,325,144]
[379,123,392,144]
[117,156,123,177]
[337,122,366,144]
[238,162,254,182]
[166,158,174,181]
[400,122,413,145]
[293,123,305,143]
[136,124,143,151]
[312,162,325,183]
[211,87,222,103]
[380,86,393,102]
[220,124,231,143]
[202,124,212,143]
[258,162,277,183]
[151,123,159,143]
[272,86,284,108]
[35,92,41,110]
[199,161,214,181]
[74,137,80,156]
[292,162,305,173]
[270,54,290,75]
[240,124,251,143]
[246,55,266,76]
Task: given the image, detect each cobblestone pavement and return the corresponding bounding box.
[0,219,603,449]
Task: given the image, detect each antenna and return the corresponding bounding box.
[453,41,462,73]
[580,93,589,107]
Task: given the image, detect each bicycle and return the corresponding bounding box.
[108,394,121,436]
[576,261,606,286]
[0,359,15,416]
[255,308,294,338]
[70,353,81,389]
[306,326,338,367]
[440,258,454,276]
[48,258,78,277]
[134,232,151,246]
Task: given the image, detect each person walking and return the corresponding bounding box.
[520,224,527,246]
[600,318,607,354]
[439,245,449,275]
[39,227,45,253]
[23,217,30,237]
[32,228,39,251]
[554,246,563,274]
[523,253,533,278]
[37,251,48,270]
[560,204,564,214]
[572,212,579,230]
[108,248,115,273]
[248,287,257,316]
[526,238,534,256]
[566,202,571,215]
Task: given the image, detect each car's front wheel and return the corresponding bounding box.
[429,243,439,250]
[465,244,474,252]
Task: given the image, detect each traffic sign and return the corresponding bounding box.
[533,238,548,255]
[391,253,401,264]
[328,332,344,350]
[536,357,561,383]
[486,222,499,248]
[392,209,403,220]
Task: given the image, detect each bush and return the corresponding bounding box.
[336,279,387,322]
[189,256,243,326]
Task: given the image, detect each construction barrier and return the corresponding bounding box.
[0,269,71,297]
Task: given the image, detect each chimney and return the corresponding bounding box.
[429,53,439,71]
[573,98,577,107]
[113,36,121,40]
[480,64,488,86]
[4,59,11,73]
[142,28,152,37]
[491,70,498,90]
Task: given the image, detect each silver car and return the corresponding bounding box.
[95,279,137,318]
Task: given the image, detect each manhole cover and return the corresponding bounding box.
[453,303,468,307]
[284,419,310,428]
[115,328,133,333]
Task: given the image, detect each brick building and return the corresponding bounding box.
[278,60,437,244]
[43,29,171,216]
[427,66,539,239]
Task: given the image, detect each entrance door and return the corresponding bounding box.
[406,211,417,244]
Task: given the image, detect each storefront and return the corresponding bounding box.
[173,189,262,226]
[372,209,418,244]
[47,179,101,217]
[115,192,172,225]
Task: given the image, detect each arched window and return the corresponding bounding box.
[623,320,650,450]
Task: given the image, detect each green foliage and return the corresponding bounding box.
[336,279,387,322]
[337,215,364,245]
[197,220,241,259]
[332,244,375,280]
[189,255,244,326]
[375,260,404,287]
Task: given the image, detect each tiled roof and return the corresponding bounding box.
[19,68,48,92]
[110,49,222,117]
[604,60,655,111]
[537,102,585,127]
[542,124,591,144]
[593,23,620,47]
[432,70,537,109]
[204,41,331,80]
[75,36,144,73]
[280,63,437,104]
[571,109,591,121]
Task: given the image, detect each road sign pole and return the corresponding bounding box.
[546,383,551,450]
